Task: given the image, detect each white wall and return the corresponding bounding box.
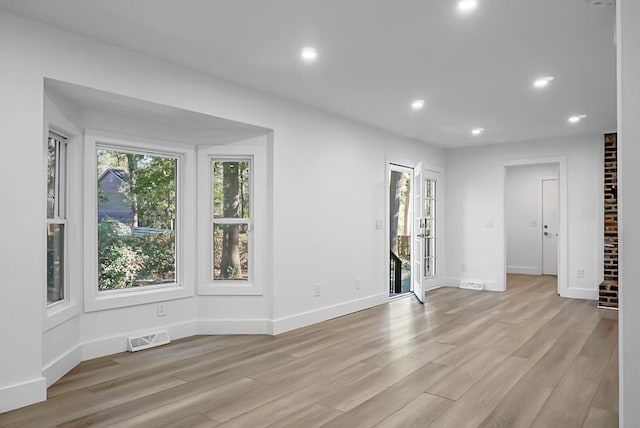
[618,1,640,426]
[505,163,559,275]
[0,10,444,411]
[444,135,602,297]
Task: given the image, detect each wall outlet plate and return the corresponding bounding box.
[157,303,167,317]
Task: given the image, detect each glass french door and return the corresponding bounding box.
[423,170,440,291]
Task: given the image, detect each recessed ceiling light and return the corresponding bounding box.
[471,127,484,135]
[411,99,425,110]
[301,47,317,62]
[533,76,554,88]
[458,0,478,13]
[568,114,587,123]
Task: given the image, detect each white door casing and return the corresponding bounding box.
[542,179,559,275]
[412,162,424,303]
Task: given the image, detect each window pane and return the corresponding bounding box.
[97,149,177,290]
[213,223,249,280]
[212,161,250,218]
[47,137,56,218]
[47,135,65,218]
[426,198,435,219]
[425,256,437,278]
[425,218,435,237]
[47,224,64,304]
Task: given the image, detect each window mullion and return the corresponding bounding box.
[212,218,251,225]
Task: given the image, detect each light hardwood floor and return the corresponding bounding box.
[0,274,618,427]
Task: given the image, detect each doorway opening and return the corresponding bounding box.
[389,164,413,297]
[504,162,561,293]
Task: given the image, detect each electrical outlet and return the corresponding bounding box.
[157,303,167,317]
[355,279,361,290]
[577,268,585,278]
[462,264,467,272]
[314,283,321,297]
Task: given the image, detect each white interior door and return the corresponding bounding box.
[412,163,424,303]
[542,179,559,275]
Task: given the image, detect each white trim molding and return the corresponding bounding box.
[500,157,569,297]
[271,293,388,335]
[507,266,540,275]
[444,277,503,292]
[80,320,198,361]
[42,346,82,388]
[197,137,268,296]
[83,133,197,312]
[563,287,599,301]
[198,319,271,335]
[0,377,47,413]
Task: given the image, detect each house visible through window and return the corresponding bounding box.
[96,148,178,291]
[47,132,67,305]
[212,159,251,281]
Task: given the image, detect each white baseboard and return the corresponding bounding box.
[507,266,540,275]
[443,278,461,288]
[482,281,503,292]
[0,377,47,413]
[562,287,598,301]
[271,293,388,335]
[197,319,271,335]
[81,320,198,361]
[43,345,82,387]
[444,278,505,292]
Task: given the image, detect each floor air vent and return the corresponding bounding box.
[460,280,484,291]
[127,330,170,352]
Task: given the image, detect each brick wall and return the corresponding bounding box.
[600,133,618,308]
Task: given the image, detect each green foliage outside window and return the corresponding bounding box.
[97,149,177,290]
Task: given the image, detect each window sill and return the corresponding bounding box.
[44,300,80,332]
[198,282,263,296]
[84,283,194,312]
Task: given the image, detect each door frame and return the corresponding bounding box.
[388,162,415,297]
[385,156,442,302]
[385,156,419,301]
[500,157,568,296]
[541,177,559,275]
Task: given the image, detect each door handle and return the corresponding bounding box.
[543,232,549,236]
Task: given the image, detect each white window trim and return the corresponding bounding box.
[44,126,81,330]
[46,132,68,305]
[84,133,196,311]
[197,141,266,295]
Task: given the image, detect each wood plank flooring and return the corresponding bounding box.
[0,274,618,427]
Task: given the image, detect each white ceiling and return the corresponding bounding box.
[0,0,617,148]
[45,79,269,146]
